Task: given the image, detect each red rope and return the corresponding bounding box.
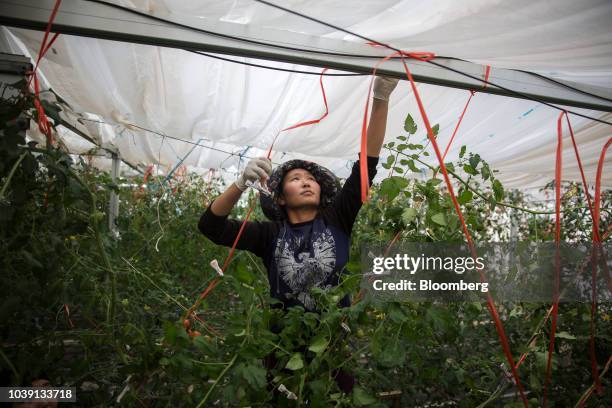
[589,137,611,395]
[140,165,154,193]
[442,64,490,160]
[442,91,475,161]
[396,54,529,407]
[482,64,491,90]
[359,51,435,203]
[25,0,62,146]
[564,113,608,394]
[579,355,612,407]
[543,112,564,407]
[266,68,329,158]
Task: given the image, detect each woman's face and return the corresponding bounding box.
[278,168,321,209]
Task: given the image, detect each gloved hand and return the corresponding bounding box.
[235,156,272,191]
[373,76,399,101]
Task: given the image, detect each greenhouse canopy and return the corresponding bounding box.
[0,0,611,189]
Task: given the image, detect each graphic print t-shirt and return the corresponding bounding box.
[198,156,378,311]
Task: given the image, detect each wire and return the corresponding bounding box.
[252,0,612,125]
[82,0,383,59]
[431,56,612,104]
[190,51,365,76]
[513,69,612,104]
[78,118,282,165]
[79,0,612,124]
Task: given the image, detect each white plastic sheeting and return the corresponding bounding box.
[1,0,611,188]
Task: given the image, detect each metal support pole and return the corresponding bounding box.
[109,151,120,238]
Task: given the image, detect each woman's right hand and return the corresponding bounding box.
[235,157,272,191]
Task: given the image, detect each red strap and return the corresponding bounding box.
[359,50,435,203]
[590,137,611,394]
[397,54,529,407]
[441,65,489,160]
[593,138,611,240]
[26,0,62,145]
[565,113,608,394]
[543,112,564,407]
[266,68,329,158]
[140,165,154,192]
[442,91,475,161]
[482,65,491,90]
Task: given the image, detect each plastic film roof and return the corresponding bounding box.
[1,0,611,189]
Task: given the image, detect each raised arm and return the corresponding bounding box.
[209,157,271,216]
[329,76,399,234]
[367,77,399,158]
[199,157,273,257]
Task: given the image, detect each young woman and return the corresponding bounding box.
[198,76,398,394]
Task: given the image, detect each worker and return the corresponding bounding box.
[198,76,399,394]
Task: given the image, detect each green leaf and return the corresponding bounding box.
[397,144,408,152]
[469,153,481,169]
[459,145,466,158]
[458,189,473,205]
[386,155,395,165]
[285,353,304,370]
[353,386,377,406]
[556,331,576,340]
[406,160,419,173]
[235,262,254,285]
[404,114,417,134]
[379,176,408,201]
[481,164,491,181]
[393,166,404,174]
[397,135,407,141]
[236,362,267,389]
[308,335,329,354]
[431,212,447,226]
[402,207,418,224]
[388,304,408,323]
[373,339,406,368]
[387,142,395,148]
[432,124,440,136]
[492,179,504,201]
[463,164,478,176]
[428,178,443,186]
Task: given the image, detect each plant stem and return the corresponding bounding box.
[196,337,247,408]
[388,146,583,215]
[196,352,238,408]
[0,151,28,199]
[0,347,19,382]
[27,147,117,331]
[122,257,188,311]
[574,355,611,407]
[70,168,117,330]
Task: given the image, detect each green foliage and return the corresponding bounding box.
[1,82,609,407]
[404,113,417,134]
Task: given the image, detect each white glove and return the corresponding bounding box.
[235,157,272,191]
[373,76,399,101]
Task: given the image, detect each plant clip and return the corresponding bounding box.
[245,179,272,197]
[278,384,298,400]
[210,259,224,276]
